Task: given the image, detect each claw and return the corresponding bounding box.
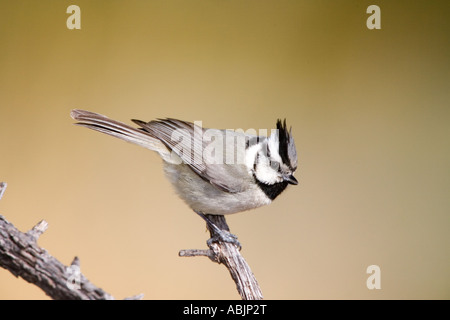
[194,211,241,250]
[207,230,241,250]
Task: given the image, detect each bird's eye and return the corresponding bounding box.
[270,161,280,171]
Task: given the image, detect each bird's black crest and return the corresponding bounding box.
[277,119,293,169]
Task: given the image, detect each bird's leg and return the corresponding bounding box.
[194,211,241,250]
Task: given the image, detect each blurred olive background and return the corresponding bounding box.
[0,0,449,299]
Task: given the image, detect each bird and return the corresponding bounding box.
[71,109,298,246]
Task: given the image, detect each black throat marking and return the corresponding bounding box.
[253,174,289,201]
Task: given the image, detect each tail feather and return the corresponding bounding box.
[71,109,170,159]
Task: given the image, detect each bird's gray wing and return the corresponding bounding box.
[132,118,251,193]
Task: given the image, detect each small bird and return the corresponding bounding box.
[71,110,298,245]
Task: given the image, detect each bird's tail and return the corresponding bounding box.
[70,109,171,160]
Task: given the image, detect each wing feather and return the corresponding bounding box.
[133,119,251,193]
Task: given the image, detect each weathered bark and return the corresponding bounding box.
[0,182,142,300]
[179,215,263,300]
[1,181,262,300]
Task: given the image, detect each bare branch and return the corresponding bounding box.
[0,182,6,201]
[1,181,262,300]
[179,215,263,300]
[26,220,48,241]
[179,249,216,261]
[0,182,142,300]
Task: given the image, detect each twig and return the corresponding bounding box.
[0,182,142,300]
[0,182,6,201]
[179,215,263,300]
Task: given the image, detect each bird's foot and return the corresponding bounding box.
[207,230,241,250]
[194,211,242,250]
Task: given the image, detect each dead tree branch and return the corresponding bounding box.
[0,182,142,300]
[179,215,263,300]
[1,181,262,300]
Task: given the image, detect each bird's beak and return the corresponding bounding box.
[284,174,298,185]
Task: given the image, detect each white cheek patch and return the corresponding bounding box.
[245,132,287,185]
[253,150,283,185]
[255,160,281,185]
